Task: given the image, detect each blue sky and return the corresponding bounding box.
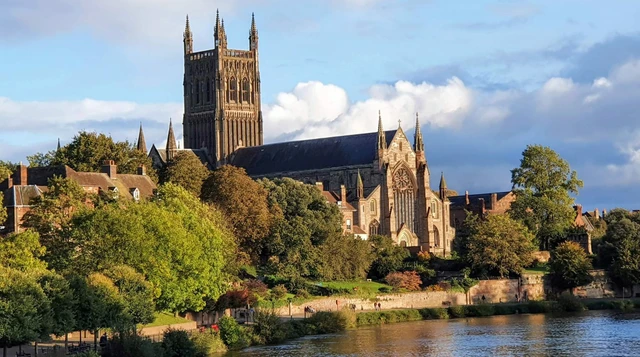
[2,0,640,210]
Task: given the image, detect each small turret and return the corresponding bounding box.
[249,12,258,51]
[166,119,177,161]
[439,172,447,200]
[414,113,424,153]
[356,169,364,199]
[184,15,193,55]
[377,111,387,150]
[137,122,147,153]
[57,138,61,152]
[214,9,227,48]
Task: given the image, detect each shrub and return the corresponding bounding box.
[419,308,449,320]
[416,251,432,263]
[253,310,288,344]
[162,329,197,357]
[270,284,288,300]
[284,277,309,294]
[244,279,268,297]
[465,304,495,317]
[219,316,252,350]
[295,288,311,299]
[555,292,586,312]
[526,300,553,313]
[191,331,227,356]
[385,271,422,291]
[306,311,348,333]
[104,332,162,357]
[378,287,392,294]
[448,305,466,318]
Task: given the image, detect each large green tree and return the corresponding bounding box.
[103,265,155,332]
[549,241,593,290]
[368,235,410,280]
[0,231,47,274]
[201,165,274,264]
[0,161,15,180]
[598,209,640,288]
[28,131,157,181]
[467,214,537,278]
[160,151,209,197]
[509,145,583,250]
[317,233,375,281]
[69,184,234,312]
[258,178,342,279]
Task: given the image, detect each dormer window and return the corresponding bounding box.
[130,187,140,202]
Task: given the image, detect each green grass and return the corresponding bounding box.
[524,263,549,275]
[140,312,191,328]
[315,281,392,291]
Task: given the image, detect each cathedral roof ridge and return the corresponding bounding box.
[257,129,397,148]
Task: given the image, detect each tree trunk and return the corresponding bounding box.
[94,330,98,352]
[3,345,7,357]
[65,334,69,351]
[34,341,38,356]
[79,331,82,344]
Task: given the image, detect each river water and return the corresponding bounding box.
[229,311,640,356]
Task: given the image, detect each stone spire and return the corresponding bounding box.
[137,122,147,153]
[214,9,227,48]
[439,172,447,200]
[377,110,387,151]
[414,112,424,152]
[166,119,177,161]
[184,15,193,54]
[249,12,259,51]
[357,169,364,199]
[57,138,61,152]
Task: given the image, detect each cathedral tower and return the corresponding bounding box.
[182,10,263,166]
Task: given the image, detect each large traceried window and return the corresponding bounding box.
[369,220,380,236]
[228,77,238,102]
[392,166,416,232]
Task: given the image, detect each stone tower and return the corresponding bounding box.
[182,11,263,166]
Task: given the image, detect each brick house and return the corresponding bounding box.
[448,191,516,228]
[0,161,156,234]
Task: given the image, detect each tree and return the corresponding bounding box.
[0,191,6,228]
[37,272,76,349]
[0,160,14,180]
[467,214,536,278]
[22,177,89,272]
[368,235,410,280]
[259,178,342,279]
[160,151,209,197]
[69,184,234,312]
[509,145,583,250]
[201,165,274,264]
[317,233,375,281]
[452,210,480,260]
[0,231,47,273]
[598,209,640,288]
[0,267,51,357]
[103,265,155,332]
[30,131,157,181]
[549,241,593,290]
[385,271,422,291]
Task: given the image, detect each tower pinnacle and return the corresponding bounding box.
[137,122,147,153]
[377,110,387,151]
[414,112,424,152]
[214,9,227,48]
[166,119,177,161]
[439,172,447,200]
[183,15,193,54]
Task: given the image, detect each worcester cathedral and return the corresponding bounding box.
[148,12,456,256]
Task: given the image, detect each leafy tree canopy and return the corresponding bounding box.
[598,209,640,287]
[549,241,593,290]
[201,165,274,264]
[466,214,537,278]
[160,151,209,197]
[368,235,410,280]
[0,160,15,181]
[509,145,583,250]
[28,131,157,182]
[0,230,48,274]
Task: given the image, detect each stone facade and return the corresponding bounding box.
[449,190,516,229]
[182,12,263,166]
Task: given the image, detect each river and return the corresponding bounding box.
[229,311,640,356]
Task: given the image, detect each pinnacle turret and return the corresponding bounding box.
[414,112,424,152]
[137,123,147,153]
[166,119,177,161]
[377,110,387,151]
[214,9,227,48]
[184,15,193,54]
[249,12,259,50]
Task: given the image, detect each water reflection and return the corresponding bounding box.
[229,311,640,357]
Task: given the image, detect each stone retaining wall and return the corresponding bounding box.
[139,321,197,336]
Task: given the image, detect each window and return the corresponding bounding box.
[229,77,238,102]
[206,78,211,102]
[431,200,439,219]
[399,142,403,151]
[361,205,365,214]
[369,200,376,213]
[346,219,352,230]
[242,78,250,103]
[369,220,380,235]
[130,188,140,202]
[195,79,200,104]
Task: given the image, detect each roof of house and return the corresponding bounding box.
[449,191,512,210]
[229,130,398,176]
[321,190,356,211]
[151,147,212,168]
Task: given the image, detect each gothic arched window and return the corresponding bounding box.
[369,220,380,236]
[228,77,238,102]
[392,166,416,232]
[369,200,377,213]
[206,78,211,102]
[195,79,200,104]
[242,78,250,103]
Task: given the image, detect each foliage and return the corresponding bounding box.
[598,209,640,287]
[244,279,269,297]
[104,332,162,357]
[68,184,233,312]
[549,241,593,290]
[0,267,51,351]
[161,329,197,357]
[22,177,89,272]
[368,235,410,280]
[317,233,375,281]
[509,145,583,250]
[37,272,76,338]
[191,330,227,356]
[103,265,155,330]
[466,214,537,277]
[555,292,586,312]
[305,311,350,333]
[449,270,479,293]
[202,165,274,264]
[215,289,254,310]
[270,284,288,300]
[452,210,480,260]
[0,160,15,180]
[160,151,209,197]
[0,230,48,273]
[259,178,343,279]
[252,310,288,344]
[34,131,157,181]
[218,316,252,350]
[385,271,422,291]
[0,191,5,227]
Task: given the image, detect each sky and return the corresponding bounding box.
[2,0,640,210]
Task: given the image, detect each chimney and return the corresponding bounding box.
[478,198,486,215]
[603,209,607,218]
[574,204,583,216]
[137,165,146,176]
[7,177,13,189]
[15,164,28,185]
[465,190,470,206]
[340,184,346,202]
[315,182,324,191]
[491,193,497,210]
[594,208,600,220]
[101,160,117,178]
